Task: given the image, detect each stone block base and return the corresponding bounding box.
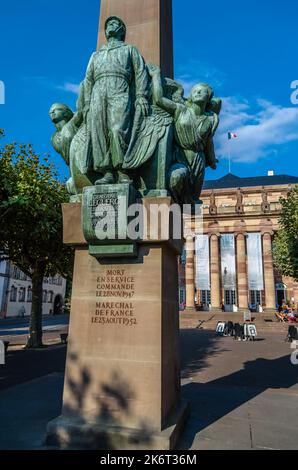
[46,401,189,450]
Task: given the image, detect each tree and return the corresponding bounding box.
[0,136,73,348]
[272,186,298,282]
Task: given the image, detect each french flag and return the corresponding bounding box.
[228,132,237,140]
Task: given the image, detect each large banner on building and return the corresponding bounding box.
[220,234,236,290]
[195,235,210,290]
[247,233,264,290]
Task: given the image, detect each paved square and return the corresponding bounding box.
[0,324,297,450]
[178,328,298,450]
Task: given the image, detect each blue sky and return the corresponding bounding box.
[1,0,298,181]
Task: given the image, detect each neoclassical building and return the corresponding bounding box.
[179,172,298,312]
[0,260,67,318]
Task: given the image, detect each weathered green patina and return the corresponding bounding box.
[50,16,221,206]
[82,183,137,257]
[84,16,150,185]
[49,82,97,202]
[50,16,222,255]
[149,64,221,205]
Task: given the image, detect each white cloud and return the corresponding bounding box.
[21,77,81,95]
[175,59,226,96]
[58,82,80,94]
[215,97,298,163]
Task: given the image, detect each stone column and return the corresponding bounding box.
[236,233,248,309]
[210,234,221,308]
[263,232,276,310]
[185,236,195,309]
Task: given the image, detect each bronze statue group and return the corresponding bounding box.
[50,16,222,208]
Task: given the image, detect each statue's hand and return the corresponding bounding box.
[147,63,161,77]
[210,158,219,170]
[73,111,83,127]
[135,96,149,117]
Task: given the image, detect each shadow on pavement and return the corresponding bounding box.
[180,329,228,380]
[180,349,298,448]
[0,345,67,391]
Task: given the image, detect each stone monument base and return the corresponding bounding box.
[46,201,187,450]
[46,401,189,450]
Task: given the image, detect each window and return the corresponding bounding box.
[179,288,185,304]
[27,287,32,302]
[250,290,262,306]
[225,290,236,305]
[10,286,17,302]
[201,290,211,305]
[48,291,53,303]
[52,276,62,286]
[11,266,17,278]
[19,287,26,302]
[180,249,186,266]
[42,290,47,303]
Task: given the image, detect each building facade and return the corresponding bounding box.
[0,260,67,318]
[179,173,298,312]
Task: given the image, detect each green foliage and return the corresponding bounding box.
[0,138,73,280]
[272,186,298,281]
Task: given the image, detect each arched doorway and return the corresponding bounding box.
[53,294,63,315]
[276,283,287,308]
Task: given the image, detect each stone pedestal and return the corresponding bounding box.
[46,202,188,450]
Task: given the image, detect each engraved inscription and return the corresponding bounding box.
[91,269,137,326]
[89,192,119,234]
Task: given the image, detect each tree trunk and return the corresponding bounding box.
[26,269,44,348]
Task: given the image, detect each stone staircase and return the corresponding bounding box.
[179,310,290,333]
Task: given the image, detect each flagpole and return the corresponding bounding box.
[228,137,231,174]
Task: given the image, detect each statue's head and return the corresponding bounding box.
[105,16,126,41]
[189,83,214,107]
[49,103,74,125]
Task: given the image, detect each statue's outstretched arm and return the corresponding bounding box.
[148,65,178,117]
